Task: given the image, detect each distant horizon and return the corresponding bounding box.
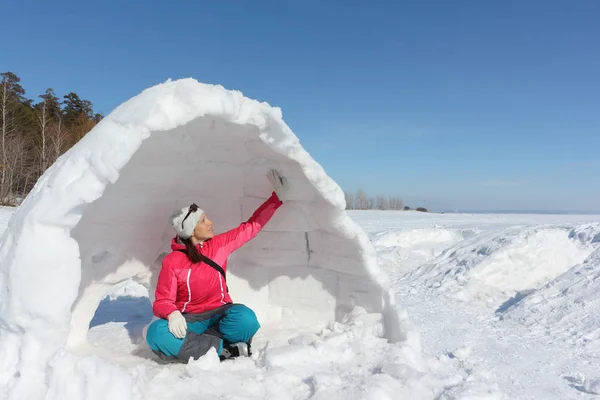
[349,207,600,216]
[441,209,600,216]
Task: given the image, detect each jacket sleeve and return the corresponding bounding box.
[152,259,179,319]
[212,191,283,257]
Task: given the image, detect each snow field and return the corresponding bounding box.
[4,204,600,398]
[351,211,600,399]
[0,205,501,399]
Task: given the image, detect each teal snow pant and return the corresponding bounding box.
[146,303,259,363]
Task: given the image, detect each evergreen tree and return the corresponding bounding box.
[38,89,61,119]
[0,72,26,103]
[0,71,101,204]
[63,92,93,125]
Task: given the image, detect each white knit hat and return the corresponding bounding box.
[169,204,205,239]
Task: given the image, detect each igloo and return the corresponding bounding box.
[0,79,411,397]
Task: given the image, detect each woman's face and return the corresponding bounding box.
[193,213,214,242]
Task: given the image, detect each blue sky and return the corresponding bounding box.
[2,0,599,212]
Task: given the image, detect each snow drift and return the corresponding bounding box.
[400,225,594,307]
[501,224,600,347]
[370,228,475,277]
[0,79,411,398]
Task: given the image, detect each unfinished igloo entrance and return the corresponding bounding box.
[0,79,408,396]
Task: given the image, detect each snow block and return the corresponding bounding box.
[241,197,315,232]
[0,78,408,398]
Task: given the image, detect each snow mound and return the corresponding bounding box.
[371,228,474,276]
[501,245,600,347]
[0,79,414,399]
[401,225,596,307]
[568,223,600,246]
[564,374,600,395]
[105,279,149,300]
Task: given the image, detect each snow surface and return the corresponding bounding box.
[2,205,600,398]
[0,207,14,237]
[353,210,600,399]
[502,242,600,348]
[0,80,412,399]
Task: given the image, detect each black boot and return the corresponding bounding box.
[219,342,249,361]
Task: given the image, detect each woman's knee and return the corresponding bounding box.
[145,319,184,357]
[146,319,223,362]
[220,304,260,343]
[146,319,167,345]
[232,304,260,331]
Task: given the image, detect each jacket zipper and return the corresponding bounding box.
[181,269,192,312]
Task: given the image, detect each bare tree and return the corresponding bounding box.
[375,195,389,210]
[1,80,9,190]
[36,99,49,174]
[388,196,395,210]
[0,134,26,204]
[48,116,66,165]
[388,196,404,210]
[355,188,370,210]
[397,197,404,210]
[396,196,404,210]
[344,191,355,210]
[35,88,62,171]
[0,72,25,197]
[346,186,407,211]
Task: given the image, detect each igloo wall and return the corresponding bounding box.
[0,79,410,397]
[69,115,386,345]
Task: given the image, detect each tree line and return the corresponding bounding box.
[345,188,428,212]
[0,71,102,205]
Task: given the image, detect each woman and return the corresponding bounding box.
[146,169,288,363]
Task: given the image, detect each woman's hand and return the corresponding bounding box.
[168,310,187,339]
[267,169,289,200]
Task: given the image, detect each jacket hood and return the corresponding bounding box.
[171,237,185,251]
[170,236,209,252]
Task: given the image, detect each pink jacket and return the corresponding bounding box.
[153,192,283,319]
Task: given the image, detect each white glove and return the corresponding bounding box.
[267,169,289,200]
[168,310,187,339]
